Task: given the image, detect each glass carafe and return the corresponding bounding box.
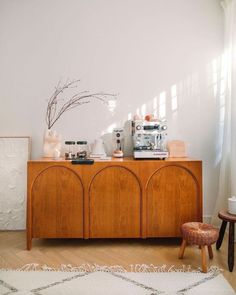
[65,141,76,160]
[77,141,89,159]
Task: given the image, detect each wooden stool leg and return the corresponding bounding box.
[207,245,213,259]
[201,245,207,273]
[228,222,235,272]
[216,220,227,250]
[179,239,187,259]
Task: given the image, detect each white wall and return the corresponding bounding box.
[0,0,223,217]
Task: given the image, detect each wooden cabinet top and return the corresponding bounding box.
[29,157,201,163]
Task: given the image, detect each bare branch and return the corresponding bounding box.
[45,79,117,129]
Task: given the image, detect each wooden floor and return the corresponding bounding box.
[0,231,235,291]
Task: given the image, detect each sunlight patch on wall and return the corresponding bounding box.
[213,53,227,166]
[107,123,117,133]
[107,100,117,113]
[153,96,158,117]
[219,53,227,124]
[159,91,166,119]
[171,84,178,112]
[212,58,218,98]
[141,104,146,117]
[219,79,226,123]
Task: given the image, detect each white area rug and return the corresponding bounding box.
[0,264,235,295]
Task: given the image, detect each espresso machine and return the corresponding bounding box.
[132,120,169,159]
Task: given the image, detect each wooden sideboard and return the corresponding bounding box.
[27,157,202,249]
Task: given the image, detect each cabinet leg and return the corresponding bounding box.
[228,222,235,272]
[201,245,207,273]
[216,220,227,250]
[208,245,213,259]
[27,236,32,250]
[179,240,186,259]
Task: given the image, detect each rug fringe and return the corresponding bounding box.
[0,263,222,274]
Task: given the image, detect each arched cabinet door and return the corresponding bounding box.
[31,166,83,238]
[89,166,141,238]
[146,165,200,237]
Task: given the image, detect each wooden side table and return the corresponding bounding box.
[216,210,236,272]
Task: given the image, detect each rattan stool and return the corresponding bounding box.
[179,222,219,273]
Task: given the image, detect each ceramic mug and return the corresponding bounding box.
[228,196,236,215]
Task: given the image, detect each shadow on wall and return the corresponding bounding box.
[100,54,225,160]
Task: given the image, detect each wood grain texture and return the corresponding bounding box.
[216,220,227,250]
[89,166,141,238]
[218,210,236,222]
[27,158,202,246]
[0,231,235,291]
[228,222,235,272]
[208,245,213,259]
[146,165,200,237]
[31,166,83,239]
[217,210,236,272]
[178,239,186,259]
[201,245,207,273]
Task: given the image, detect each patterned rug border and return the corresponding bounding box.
[0,263,222,274]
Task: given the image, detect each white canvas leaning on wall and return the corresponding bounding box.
[0,137,30,230]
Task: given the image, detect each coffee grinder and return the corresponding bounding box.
[112,128,124,158]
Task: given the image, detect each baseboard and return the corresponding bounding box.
[203,215,212,223]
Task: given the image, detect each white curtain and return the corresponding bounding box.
[212,0,236,225]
